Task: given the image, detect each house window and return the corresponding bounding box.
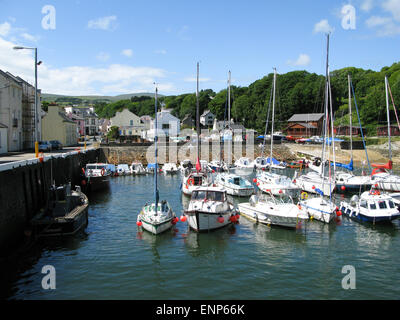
[130,120,133,125]
[91,119,95,125]
[162,124,169,129]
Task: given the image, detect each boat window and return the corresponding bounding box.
[369,202,377,210]
[207,191,224,202]
[233,177,240,185]
[378,201,387,209]
[346,209,351,215]
[194,176,203,185]
[86,165,96,169]
[96,165,106,170]
[192,191,206,200]
[388,200,395,209]
[360,200,367,208]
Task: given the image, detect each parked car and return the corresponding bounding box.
[38,141,52,152]
[49,140,63,150]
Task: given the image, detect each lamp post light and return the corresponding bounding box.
[13,46,40,157]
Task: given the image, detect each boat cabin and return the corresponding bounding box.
[191,189,226,202]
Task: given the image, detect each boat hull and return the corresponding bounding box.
[185,210,233,232]
[299,197,336,223]
[238,203,307,228]
[139,217,174,234]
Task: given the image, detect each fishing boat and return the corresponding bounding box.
[234,157,255,175]
[84,163,112,191]
[340,189,400,223]
[214,172,254,197]
[137,85,176,235]
[183,186,237,232]
[238,193,308,229]
[297,34,338,223]
[162,162,179,174]
[31,184,89,237]
[131,162,146,175]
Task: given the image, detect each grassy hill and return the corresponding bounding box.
[41,92,162,105]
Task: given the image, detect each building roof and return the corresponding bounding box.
[0,122,8,129]
[287,122,317,129]
[201,109,214,117]
[287,113,324,122]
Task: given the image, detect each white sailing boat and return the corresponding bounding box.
[234,157,255,175]
[335,74,372,192]
[256,68,299,196]
[369,75,400,192]
[181,62,211,195]
[298,34,338,223]
[137,85,176,235]
[295,35,336,199]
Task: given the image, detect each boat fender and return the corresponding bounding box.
[188,178,194,185]
[101,168,106,176]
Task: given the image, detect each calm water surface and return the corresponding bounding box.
[2,169,400,300]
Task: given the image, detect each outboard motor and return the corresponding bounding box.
[249,195,259,207]
[350,195,359,207]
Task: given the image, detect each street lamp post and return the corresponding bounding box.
[13,46,39,157]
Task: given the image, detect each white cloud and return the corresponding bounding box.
[366,15,400,36]
[366,15,392,27]
[88,16,117,31]
[0,36,173,95]
[178,25,191,40]
[121,49,133,57]
[96,52,110,62]
[382,0,400,21]
[0,22,11,36]
[313,19,334,33]
[361,0,374,11]
[155,49,167,55]
[21,32,39,42]
[287,54,311,67]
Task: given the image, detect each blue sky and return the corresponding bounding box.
[1,0,400,96]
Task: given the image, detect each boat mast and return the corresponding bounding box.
[154,85,159,213]
[328,66,336,177]
[385,75,392,167]
[348,74,353,159]
[320,33,330,196]
[228,70,231,127]
[196,62,200,162]
[269,68,277,173]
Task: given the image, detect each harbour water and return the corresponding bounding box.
[2,170,400,300]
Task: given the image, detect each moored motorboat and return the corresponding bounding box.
[131,162,146,175]
[31,184,89,237]
[298,193,339,223]
[183,186,237,232]
[234,157,255,175]
[116,164,131,176]
[256,171,299,197]
[340,189,400,223]
[181,169,211,196]
[214,172,254,197]
[238,193,308,228]
[162,162,179,174]
[84,163,112,191]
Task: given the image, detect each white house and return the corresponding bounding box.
[200,110,215,127]
[0,122,8,154]
[110,109,145,136]
[147,108,180,140]
[0,70,23,152]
